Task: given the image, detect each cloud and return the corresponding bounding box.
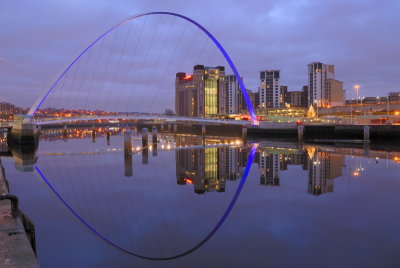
[0,0,399,109]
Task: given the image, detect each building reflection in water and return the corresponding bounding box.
[35,128,348,196]
[175,135,247,194]
[175,136,345,196]
[14,128,395,197]
[307,149,344,195]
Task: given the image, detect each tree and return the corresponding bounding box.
[164,108,174,116]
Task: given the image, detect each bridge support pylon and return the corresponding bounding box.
[124,130,132,156]
[142,128,148,148]
[152,126,157,145]
[242,125,247,141]
[124,130,132,177]
[9,115,39,146]
[152,126,158,157]
[106,130,110,146]
[363,126,370,142]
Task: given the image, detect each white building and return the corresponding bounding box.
[260,70,281,108]
[307,62,335,107]
[220,75,241,115]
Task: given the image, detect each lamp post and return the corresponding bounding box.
[350,97,353,125]
[359,96,364,115]
[355,84,360,103]
[386,96,389,117]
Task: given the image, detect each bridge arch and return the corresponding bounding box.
[28,11,258,125]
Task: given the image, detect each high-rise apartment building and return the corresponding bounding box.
[259,70,281,108]
[220,74,242,115]
[175,65,225,118]
[307,62,335,107]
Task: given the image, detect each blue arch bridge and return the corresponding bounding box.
[3,11,262,144]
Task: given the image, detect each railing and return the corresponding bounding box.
[32,114,250,126]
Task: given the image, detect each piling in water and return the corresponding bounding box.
[152,126,157,145]
[364,126,370,141]
[142,128,148,148]
[242,125,247,140]
[124,130,132,157]
[142,148,148,164]
[91,130,96,143]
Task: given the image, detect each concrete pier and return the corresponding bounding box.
[242,125,247,141]
[152,126,157,145]
[142,148,149,164]
[124,153,132,177]
[124,130,132,157]
[106,131,110,146]
[152,126,157,157]
[142,128,148,148]
[364,126,370,141]
[0,159,39,267]
[91,130,96,143]
[9,115,38,146]
[298,125,304,142]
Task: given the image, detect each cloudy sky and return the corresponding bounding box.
[1,0,399,109]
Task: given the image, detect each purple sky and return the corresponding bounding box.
[1,0,399,109]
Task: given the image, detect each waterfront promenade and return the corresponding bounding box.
[0,159,38,268]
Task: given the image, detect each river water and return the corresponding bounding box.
[2,127,400,267]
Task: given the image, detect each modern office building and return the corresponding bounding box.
[300,86,309,107]
[389,92,400,102]
[250,90,260,110]
[0,102,16,114]
[283,86,309,108]
[284,91,302,107]
[307,62,335,107]
[259,70,281,108]
[175,65,225,118]
[326,79,345,107]
[219,74,243,115]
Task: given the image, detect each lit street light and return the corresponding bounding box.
[359,96,364,115]
[350,97,354,125]
[386,96,390,117]
[355,84,360,102]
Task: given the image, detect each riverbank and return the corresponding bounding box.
[0,159,38,268]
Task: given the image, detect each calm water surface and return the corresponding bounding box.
[2,129,400,267]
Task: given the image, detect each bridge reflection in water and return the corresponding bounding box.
[3,129,400,260]
[31,131,255,260]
